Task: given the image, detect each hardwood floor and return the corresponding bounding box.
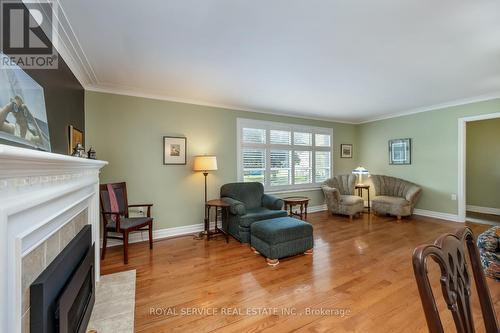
[100,212,500,333]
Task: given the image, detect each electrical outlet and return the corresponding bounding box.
[451,194,457,201]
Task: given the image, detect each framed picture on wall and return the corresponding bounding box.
[163,136,187,165]
[0,60,51,151]
[389,138,411,165]
[340,144,353,158]
[68,125,84,154]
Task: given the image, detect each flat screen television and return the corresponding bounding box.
[0,52,51,151]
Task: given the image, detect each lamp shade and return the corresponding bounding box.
[352,166,369,174]
[193,155,218,172]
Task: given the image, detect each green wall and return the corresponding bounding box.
[85,91,359,230]
[466,118,500,209]
[358,98,500,214]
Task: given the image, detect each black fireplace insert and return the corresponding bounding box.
[30,225,95,333]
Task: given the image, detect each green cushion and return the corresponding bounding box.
[251,217,313,244]
[240,208,287,227]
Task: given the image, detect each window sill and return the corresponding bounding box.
[265,187,322,194]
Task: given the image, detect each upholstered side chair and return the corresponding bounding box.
[220,182,287,243]
[321,174,364,221]
[370,175,422,220]
[99,182,154,264]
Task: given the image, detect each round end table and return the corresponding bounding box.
[283,196,310,220]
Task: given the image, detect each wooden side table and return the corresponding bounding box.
[355,184,370,212]
[205,199,229,242]
[283,197,310,220]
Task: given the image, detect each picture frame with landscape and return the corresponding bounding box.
[340,144,352,158]
[163,136,187,165]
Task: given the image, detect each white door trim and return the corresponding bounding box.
[458,112,500,222]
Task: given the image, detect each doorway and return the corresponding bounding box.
[458,112,500,223]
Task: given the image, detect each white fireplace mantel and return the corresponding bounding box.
[0,144,107,333]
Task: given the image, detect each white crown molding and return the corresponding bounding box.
[53,0,98,85]
[26,0,99,86]
[84,84,357,125]
[359,92,500,124]
[43,1,500,124]
[85,83,500,125]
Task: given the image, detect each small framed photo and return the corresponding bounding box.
[68,125,84,154]
[340,144,353,158]
[389,138,411,165]
[163,136,187,165]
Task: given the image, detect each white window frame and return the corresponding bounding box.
[237,118,333,191]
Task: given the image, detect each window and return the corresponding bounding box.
[238,118,333,190]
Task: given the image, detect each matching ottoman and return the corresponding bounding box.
[250,217,314,266]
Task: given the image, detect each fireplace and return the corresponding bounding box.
[30,225,95,333]
[0,144,107,333]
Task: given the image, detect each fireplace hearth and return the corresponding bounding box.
[30,225,95,333]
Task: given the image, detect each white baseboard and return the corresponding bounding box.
[465,217,500,226]
[307,204,327,213]
[413,209,461,222]
[104,204,327,247]
[105,223,205,247]
[466,205,500,216]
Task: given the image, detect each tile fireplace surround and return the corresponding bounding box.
[0,144,107,333]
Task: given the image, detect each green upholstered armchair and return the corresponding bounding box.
[221,182,287,243]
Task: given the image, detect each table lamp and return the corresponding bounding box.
[193,155,218,203]
[352,166,369,185]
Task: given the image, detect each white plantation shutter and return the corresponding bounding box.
[270,130,291,145]
[294,132,312,146]
[242,148,266,183]
[270,150,292,186]
[315,151,331,182]
[294,151,312,184]
[242,128,266,144]
[238,119,332,190]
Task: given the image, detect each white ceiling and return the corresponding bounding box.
[58,0,500,123]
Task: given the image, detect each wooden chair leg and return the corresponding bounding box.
[123,231,129,264]
[349,215,353,222]
[101,229,108,260]
[148,222,153,250]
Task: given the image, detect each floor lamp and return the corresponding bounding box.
[193,155,218,237]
